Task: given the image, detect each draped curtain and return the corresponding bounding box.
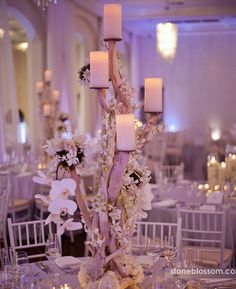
[0,0,19,157]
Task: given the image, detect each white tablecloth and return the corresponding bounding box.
[12,172,36,200]
[148,182,236,258]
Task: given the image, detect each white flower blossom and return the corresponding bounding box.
[49,178,76,200]
[48,199,77,215]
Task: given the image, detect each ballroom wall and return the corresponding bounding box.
[137,30,236,142]
[4,0,236,150]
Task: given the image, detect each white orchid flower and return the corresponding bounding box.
[49,178,76,200]
[45,213,63,225]
[33,171,51,185]
[48,199,77,215]
[57,218,82,235]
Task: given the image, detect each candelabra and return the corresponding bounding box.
[35,70,68,145]
[34,4,164,289]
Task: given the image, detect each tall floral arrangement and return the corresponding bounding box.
[34,3,164,289]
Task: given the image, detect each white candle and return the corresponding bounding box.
[90,51,109,88]
[52,90,60,102]
[35,81,44,93]
[231,154,236,183]
[207,156,219,189]
[218,162,227,188]
[103,4,122,41]
[116,114,136,151]
[43,104,51,116]
[144,78,163,113]
[44,70,52,82]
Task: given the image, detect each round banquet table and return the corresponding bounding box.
[147,181,236,264]
[11,171,37,200]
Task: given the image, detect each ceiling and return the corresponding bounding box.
[74,0,236,35]
[5,0,236,42]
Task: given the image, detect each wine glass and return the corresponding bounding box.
[45,233,61,261]
[162,236,177,268]
[0,248,15,288]
[146,236,162,264]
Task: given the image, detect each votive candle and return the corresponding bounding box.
[90,51,109,88]
[43,104,51,116]
[144,78,163,113]
[35,81,43,93]
[103,4,122,40]
[44,70,52,82]
[116,114,136,151]
[52,90,60,102]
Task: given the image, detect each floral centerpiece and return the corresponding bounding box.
[34,3,164,289]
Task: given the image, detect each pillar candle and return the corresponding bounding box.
[116,114,136,151]
[103,4,122,40]
[225,154,232,179]
[90,51,109,88]
[44,70,52,82]
[43,104,51,116]
[207,156,219,189]
[144,78,163,113]
[218,162,227,188]
[52,90,60,102]
[35,82,43,93]
[231,154,236,183]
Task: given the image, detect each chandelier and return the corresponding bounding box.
[156,22,178,60]
[33,0,59,11]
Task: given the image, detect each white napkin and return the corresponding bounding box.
[55,256,81,269]
[199,204,216,211]
[152,198,177,208]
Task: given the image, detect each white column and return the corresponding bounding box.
[26,38,43,152]
[0,0,19,153]
[47,0,77,129]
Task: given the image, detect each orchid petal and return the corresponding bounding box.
[35,194,50,205]
[48,199,77,215]
[45,214,52,225]
[66,221,83,231]
[61,179,76,195]
[38,170,47,179]
[57,223,66,236]
[33,176,50,185]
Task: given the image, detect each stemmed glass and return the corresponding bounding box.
[146,236,162,264]
[45,233,61,261]
[0,248,15,288]
[162,236,177,268]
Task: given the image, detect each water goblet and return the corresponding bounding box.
[45,233,61,261]
[162,236,177,268]
[146,236,162,264]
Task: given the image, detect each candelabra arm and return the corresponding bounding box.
[98,89,112,113]
[70,170,92,229]
[108,151,129,202]
[98,177,109,243]
[105,244,128,264]
[139,113,162,146]
[108,41,130,113]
